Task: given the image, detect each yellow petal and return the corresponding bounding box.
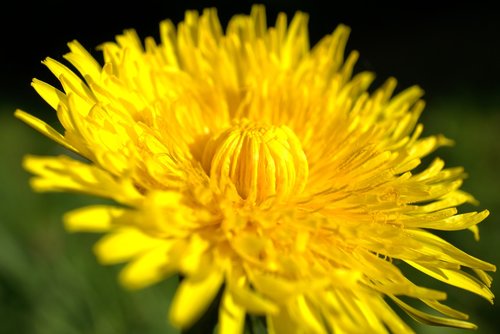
[218,289,246,334]
[23,155,143,206]
[93,228,164,264]
[249,272,298,301]
[386,85,424,117]
[369,296,415,334]
[468,225,480,241]
[228,280,279,315]
[119,244,174,290]
[406,229,496,271]
[63,205,130,232]
[390,296,477,330]
[31,78,67,111]
[176,235,211,276]
[408,135,454,158]
[290,295,327,334]
[403,210,489,230]
[267,309,302,334]
[43,57,94,103]
[14,109,78,154]
[473,268,493,286]
[415,190,476,213]
[422,299,468,320]
[407,261,495,303]
[64,40,102,79]
[169,268,224,329]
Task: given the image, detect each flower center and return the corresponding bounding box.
[202,120,308,203]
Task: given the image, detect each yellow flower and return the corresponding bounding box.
[16,5,495,334]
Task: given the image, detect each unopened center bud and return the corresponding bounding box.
[202,120,308,203]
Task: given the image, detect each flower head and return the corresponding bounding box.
[16,5,495,333]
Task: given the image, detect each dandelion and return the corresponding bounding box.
[16,5,495,334]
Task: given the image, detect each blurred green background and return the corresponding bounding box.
[1,1,499,333]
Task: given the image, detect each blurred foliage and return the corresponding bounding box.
[1,91,499,334]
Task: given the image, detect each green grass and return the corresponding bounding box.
[1,93,498,334]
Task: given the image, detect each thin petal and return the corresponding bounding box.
[289,295,327,334]
[249,272,298,301]
[30,78,67,111]
[119,244,174,290]
[266,309,307,334]
[218,289,246,334]
[63,205,131,232]
[407,261,495,302]
[94,228,164,264]
[43,57,95,104]
[64,40,102,79]
[406,229,496,271]
[169,267,224,329]
[390,296,477,330]
[267,309,302,334]
[421,299,469,320]
[415,190,476,213]
[14,109,78,154]
[371,296,415,334]
[23,155,143,206]
[403,210,489,230]
[228,280,279,315]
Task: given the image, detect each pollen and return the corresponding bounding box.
[201,119,308,204]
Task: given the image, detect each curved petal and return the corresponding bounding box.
[169,267,224,329]
[63,205,131,232]
[93,228,165,264]
[119,243,175,290]
[218,288,246,334]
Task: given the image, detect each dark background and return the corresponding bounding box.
[2,0,500,104]
[1,1,499,334]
